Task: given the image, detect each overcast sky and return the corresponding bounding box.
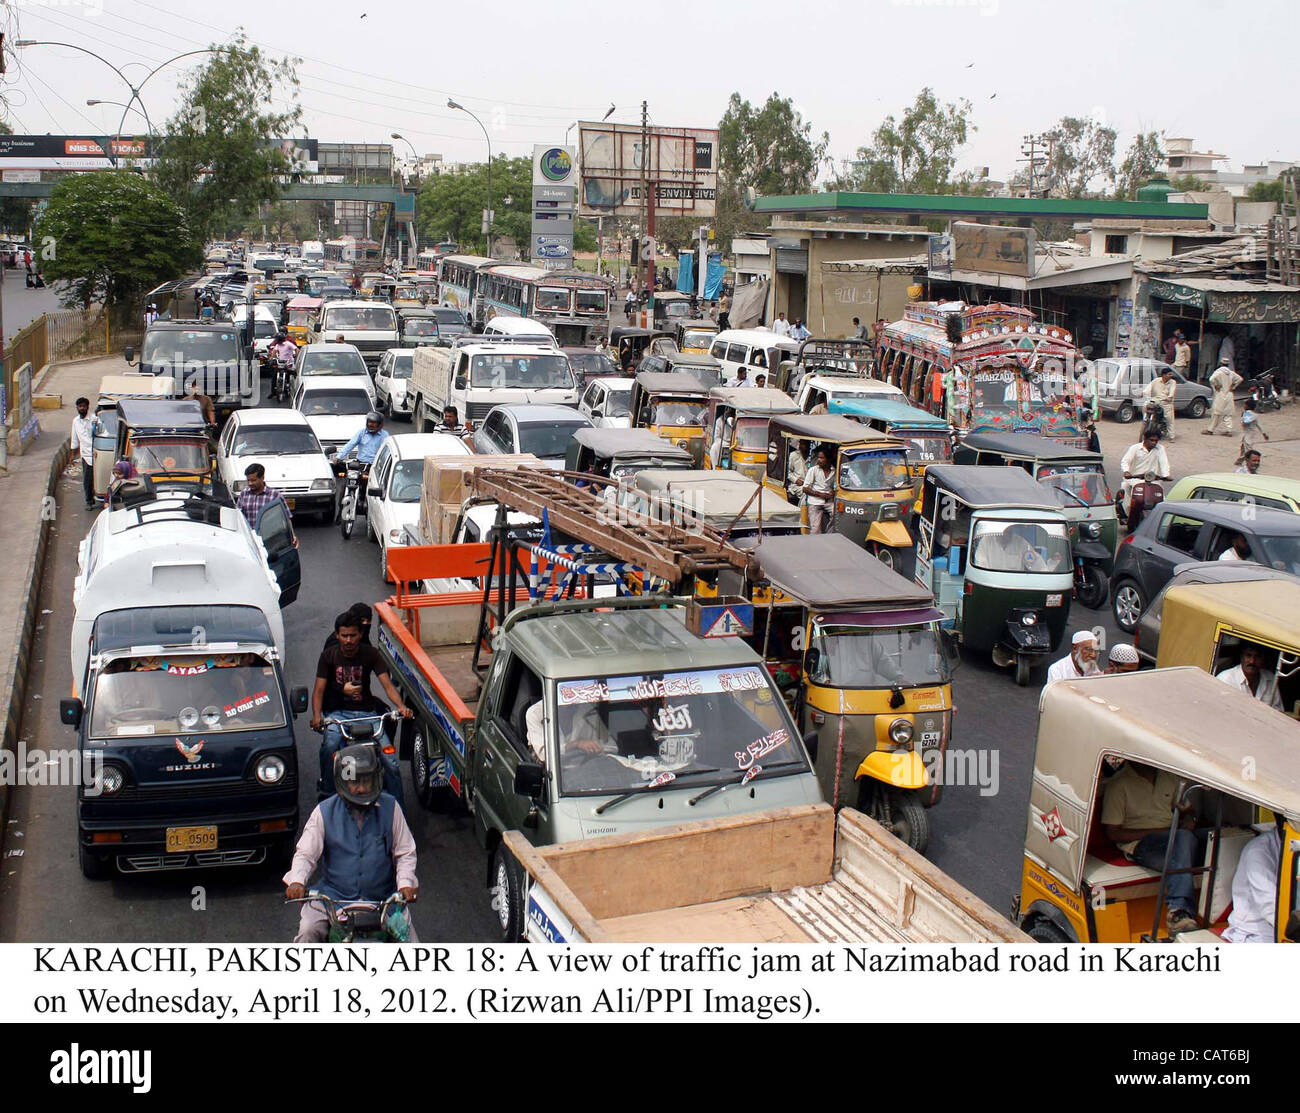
[3,0,1293,185]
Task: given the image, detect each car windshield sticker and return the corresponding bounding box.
[736,727,790,770]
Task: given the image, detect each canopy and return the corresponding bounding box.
[957,432,1102,464]
[829,396,950,429]
[709,386,798,414]
[754,533,935,610]
[633,371,711,397]
[769,412,887,445]
[572,427,693,462]
[924,464,1060,510]
[116,397,208,432]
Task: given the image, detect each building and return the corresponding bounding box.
[1164,137,1297,200]
[731,235,771,287]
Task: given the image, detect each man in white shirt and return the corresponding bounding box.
[801,447,834,534]
[1045,631,1101,685]
[1216,644,1284,711]
[1119,429,1171,518]
[1218,532,1251,562]
[70,396,97,510]
[771,312,791,338]
[1144,367,1179,440]
[1223,820,1284,943]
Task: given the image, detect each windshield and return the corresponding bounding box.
[390,459,425,502]
[431,308,466,327]
[142,330,240,367]
[809,624,949,688]
[299,389,371,416]
[1255,535,1300,575]
[302,349,368,376]
[90,657,286,737]
[554,666,805,796]
[1038,464,1112,507]
[536,288,571,311]
[970,520,1072,573]
[251,319,277,339]
[402,318,439,337]
[570,352,619,378]
[323,307,397,331]
[230,427,319,455]
[838,449,912,492]
[385,354,414,378]
[682,329,715,349]
[652,401,705,427]
[576,290,608,313]
[469,354,574,389]
[130,438,208,473]
[971,369,1074,420]
[604,391,631,418]
[734,417,771,450]
[901,431,952,464]
[517,421,587,458]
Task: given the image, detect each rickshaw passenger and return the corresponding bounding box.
[974,523,1063,573]
[1223,817,1285,943]
[1101,761,1200,934]
[1216,644,1284,711]
[786,440,808,496]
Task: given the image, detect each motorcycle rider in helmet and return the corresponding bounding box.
[334,411,389,515]
[284,743,418,942]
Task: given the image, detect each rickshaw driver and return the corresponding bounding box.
[1216,644,1284,711]
[1101,761,1201,935]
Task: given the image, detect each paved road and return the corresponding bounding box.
[2,267,65,335]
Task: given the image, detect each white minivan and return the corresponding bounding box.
[482,315,557,346]
[709,328,801,384]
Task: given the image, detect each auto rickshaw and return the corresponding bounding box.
[628,371,712,464]
[953,432,1117,609]
[764,413,915,570]
[91,375,175,498]
[1017,667,1300,943]
[113,397,221,497]
[675,318,718,354]
[704,386,798,481]
[749,533,956,852]
[913,464,1072,685]
[285,295,322,344]
[392,282,424,308]
[1155,577,1300,717]
[652,290,694,328]
[564,427,694,489]
[828,396,953,483]
[610,326,673,374]
[397,307,443,348]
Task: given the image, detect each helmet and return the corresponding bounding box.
[333,744,382,806]
[366,410,384,427]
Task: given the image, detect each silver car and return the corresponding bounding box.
[1090,357,1212,424]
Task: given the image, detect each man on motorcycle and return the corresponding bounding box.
[1119,428,1171,521]
[284,743,419,943]
[334,411,390,515]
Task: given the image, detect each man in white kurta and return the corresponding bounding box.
[1144,368,1179,441]
[1216,645,1284,711]
[1045,631,1101,685]
[1204,358,1242,436]
[1222,824,1283,943]
[1119,430,1171,516]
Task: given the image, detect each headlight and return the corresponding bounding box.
[256,755,286,785]
[1021,613,1038,627]
[1083,521,1101,539]
[310,478,334,491]
[879,503,901,522]
[95,766,125,795]
[888,719,914,747]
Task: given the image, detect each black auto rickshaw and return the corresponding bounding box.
[652,290,695,328]
[564,427,694,489]
[610,326,673,374]
[113,397,227,500]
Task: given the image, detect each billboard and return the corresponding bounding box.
[0,135,318,173]
[951,222,1037,279]
[532,145,577,188]
[577,123,718,218]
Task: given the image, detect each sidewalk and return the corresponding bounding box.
[0,354,122,833]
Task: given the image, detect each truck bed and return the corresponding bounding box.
[420,640,483,711]
[509,804,1027,943]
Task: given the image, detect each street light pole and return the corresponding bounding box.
[390,134,420,268]
[447,100,492,257]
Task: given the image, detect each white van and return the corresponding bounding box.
[300,240,325,266]
[408,341,578,427]
[796,372,905,414]
[482,315,557,346]
[309,299,400,372]
[709,328,801,384]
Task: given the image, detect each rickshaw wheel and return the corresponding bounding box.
[859,783,930,853]
[867,542,897,570]
[1076,565,1108,610]
[1014,654,1034,686]
[1027,919,1070,943]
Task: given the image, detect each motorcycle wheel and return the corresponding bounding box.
[340,499,355,541]
[1076,564,1108,610]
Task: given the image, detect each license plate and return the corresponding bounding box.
[1046,593,1064,607]
[284,498,295,510]
[919,730,941,746]
[166,826,218,853]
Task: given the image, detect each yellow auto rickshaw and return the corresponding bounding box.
[675,318,719,354]
[285,295,322,344]
[1018,667,1300,943]
[704,385,797,482]
[750,533,956,852]
[628,371,712,465]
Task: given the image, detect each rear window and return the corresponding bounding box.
[1187,485,1291,513]
[299,389,372,416]
[323,306,397,331]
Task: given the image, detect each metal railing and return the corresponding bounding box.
[3,308,109,420]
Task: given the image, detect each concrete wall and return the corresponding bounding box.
[813,268,919,338]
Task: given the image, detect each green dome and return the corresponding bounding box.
[1136,177,1176,202]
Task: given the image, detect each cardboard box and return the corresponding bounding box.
[419,453,543,509]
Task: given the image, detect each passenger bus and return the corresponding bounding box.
[436,254,496,317]
[416,241,458,273]
[877,301,1086,446]
[476,264,612,345]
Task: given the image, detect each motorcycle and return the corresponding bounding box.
[1141,398,1169,440]
[286,891,411,943]
[315,709,403,804]
[1247,368,1282,412]
[1123,470,1166,536]
[330,451,368,540]
[269,355,292,403]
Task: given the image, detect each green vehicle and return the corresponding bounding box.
[953,432,1117,609]
[914,465,1073,686]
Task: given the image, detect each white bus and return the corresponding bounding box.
[436,254,495,317]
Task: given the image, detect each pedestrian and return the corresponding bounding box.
[23,249,32,274]
[1237,449,1262,475]
[71,397,97,510]
[790,319,810,343]
[1172,330,1192,380]
[1162,330,1179,366]
[1105,643,1141,674]
[801,447,835,534]
[717,291,731,331]
[754,373,767,389]
[1203,357,1242,436]
[1144,366,1178,441]
[235,462,287,529]
[852,316,869,341]
[1045,630,1101,685]
[1236,411,1269,465]
[33,272,45,289]
[771,312,791,338]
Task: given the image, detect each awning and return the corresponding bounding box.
[1144,276,1300,323]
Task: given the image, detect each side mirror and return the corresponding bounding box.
[59,698,84,729]
[805,647,821,679]
[124,346,135,364]
[514,761,545,799]
[802,729,819,764]
[940,629,962,669]
[290,687,309,715]
[367,485,382,499]
[454,376,467,391]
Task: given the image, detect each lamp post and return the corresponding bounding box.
[390,134,420,269]
[447,99,492,257]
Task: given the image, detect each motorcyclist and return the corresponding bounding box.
[284,743,419,942]
[334,411,390,513]
[271,331,297,368]
[1119,427,1172,525]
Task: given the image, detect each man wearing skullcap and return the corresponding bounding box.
[1045,630,1101,684]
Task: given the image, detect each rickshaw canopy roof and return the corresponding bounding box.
[1032,668,1300,890]
[959,431,1103,465]
[611,327,665,342]
[115,397,209,433]
[769,412,895,447]
[678,319,717,332]
[633,371,712,397]
[829,396,950,429]
[571,426,693,462]
[754,533,936,610]
[709,386,798,414]
[286,296,322,309]
[924,464,1062,510]
[1161,577,1300,657]
[633,469,802,522]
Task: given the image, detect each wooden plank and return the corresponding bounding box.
[504,831,610,942]
[598,896,811,943]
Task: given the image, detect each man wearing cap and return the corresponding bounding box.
[1204,357,1242,437]
[1106,643,1140,673]
[1046,631,1101,684]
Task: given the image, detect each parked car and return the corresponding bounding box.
[217,408,337,524]
[366,433,472,581]
[1089,357,1212,423]
[292,375,376,456]
[1166,472,1300,515]
[577,376,633,429]
[375,348,415,419]
[1110,499,1300,632]
[472,404,593,468]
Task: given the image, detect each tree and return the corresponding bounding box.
[1170,173,1210,193]
[33,170,200,316]
[1042,116,1117,198]
[0,120,35,234]
[152,32,303,240]
[1246,178,1284,204]
[1117,130,1165,199]
[840,88,974,194]
[416,156,532,256]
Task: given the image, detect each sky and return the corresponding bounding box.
[2,0,1294,186]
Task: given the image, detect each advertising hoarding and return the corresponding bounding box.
[577,123,718,218]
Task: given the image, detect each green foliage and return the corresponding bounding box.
[1170,173,1210,193]
[33,170,200,314]
[573,218,598,253]
[1117,131,1165,199]
[840,88,974,194]
[151,32,303,240]
[1043,116,1117,198]
[1247,178,1284,203]
[416,156,532,256]
[719,92,829,196]
[0,119,35,233]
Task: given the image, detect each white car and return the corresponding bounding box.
[292,375,377,456]
[375,348,415,419]
[578,376,633,429]
[230,303,281,357]
[217,409,337,523]
[292,342,370,395]
[366,432,471,581]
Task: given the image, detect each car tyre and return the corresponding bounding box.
[1115,401,1135,424]
[79,845,111,880]
[1185,396,1207,419]
[1112,578,1146,633]
[1027,919,1071,943]
[490,844,525,943]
